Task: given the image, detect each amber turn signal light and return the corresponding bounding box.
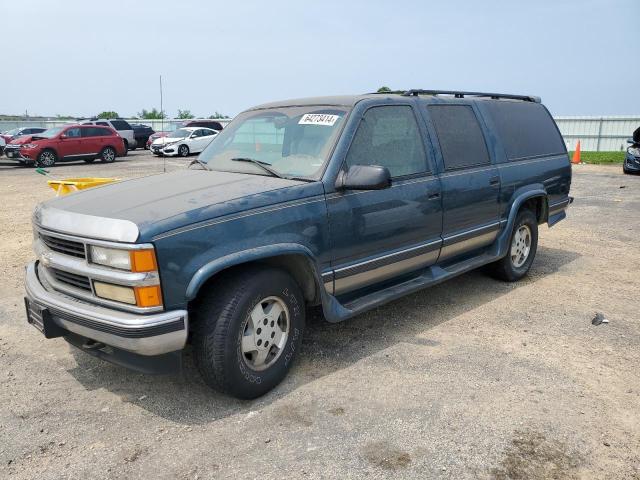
[134,285,163,308]
[130,249,158,273]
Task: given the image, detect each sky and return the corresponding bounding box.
[1,0,638,118]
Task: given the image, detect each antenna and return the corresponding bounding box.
[160,75,166,173]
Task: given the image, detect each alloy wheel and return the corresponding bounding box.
[240,296,289,371]
[511,225,532,268]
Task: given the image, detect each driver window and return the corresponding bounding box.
[345,106,427,178]
[65,128,81,138]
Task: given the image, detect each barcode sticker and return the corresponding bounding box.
[298,114,340,126]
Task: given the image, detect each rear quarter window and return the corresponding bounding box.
[483,101,566,160]
[110,120,132,131]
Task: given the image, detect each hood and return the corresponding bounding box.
[152,136,184,146]
[9,135,33,145]
[39,170,317,241]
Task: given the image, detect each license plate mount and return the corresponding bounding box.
[24,298,66,338]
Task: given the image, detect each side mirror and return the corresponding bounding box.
[336,165,391,191]
[60,134,67,139]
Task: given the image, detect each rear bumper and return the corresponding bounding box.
[24,261,188,356]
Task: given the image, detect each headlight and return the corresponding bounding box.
[89,245,158,272]
[90,246,132,270]
[628,147,640,157]
[22,143,37,149]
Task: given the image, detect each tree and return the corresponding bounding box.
[177,109,195,119]
[97,110,119,119]
[376,86,392,93]
[138,108,166,119]
[208,111,230,119]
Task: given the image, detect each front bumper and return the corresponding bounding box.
[4,146,28,161]
[624,154,640,172]
[24,261,188,356]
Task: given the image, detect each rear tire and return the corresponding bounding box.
[100,146,116,163]
[193,267,305,399]
[36,149,57,167]
[122,140,129,156]
[487,209,538,282]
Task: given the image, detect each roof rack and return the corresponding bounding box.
[400,89,541,103]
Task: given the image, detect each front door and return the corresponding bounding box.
[57,127,84,159]
[326,104,443,295]
[423,104,500,261]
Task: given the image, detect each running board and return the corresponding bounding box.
[323,252,499,322]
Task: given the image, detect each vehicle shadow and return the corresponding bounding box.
[66,245,580,425]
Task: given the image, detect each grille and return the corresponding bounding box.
[40,234,86,259]
[50,268,92,292]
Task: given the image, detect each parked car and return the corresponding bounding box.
[24,90,572,399]
[4,124,125,166]
[146,131,169,149]
[0,136,5,156]
[79,119,136,151]
[150,127,218,156]
[624,126,640,174]
[1,127,47,143]
[131,123,155,150]
[181,119,224,131]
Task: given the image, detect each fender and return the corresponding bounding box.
[491,188,547,258]
[185,243,324,301]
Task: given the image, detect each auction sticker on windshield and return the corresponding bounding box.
[298,114,340,126]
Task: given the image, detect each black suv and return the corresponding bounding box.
[130,123,155,150]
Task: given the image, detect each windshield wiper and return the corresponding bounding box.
[230,157,287,179]
[188,158,210,170]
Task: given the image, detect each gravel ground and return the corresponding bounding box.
[0,153,638,479]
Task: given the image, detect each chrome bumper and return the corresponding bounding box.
[25,261,188,356]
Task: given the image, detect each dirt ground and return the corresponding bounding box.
[0,153,638,479]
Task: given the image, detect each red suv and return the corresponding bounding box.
[4,125,126,167]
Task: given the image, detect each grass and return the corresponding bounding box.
[568,151,626,164]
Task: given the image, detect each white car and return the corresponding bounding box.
[150,127,218,157]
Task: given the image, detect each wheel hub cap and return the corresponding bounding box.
[511,225,532,268]
[241,296,289,371]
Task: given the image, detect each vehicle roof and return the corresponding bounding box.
[249,91,541,110]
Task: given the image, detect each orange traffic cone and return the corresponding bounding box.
[571,140,581,164]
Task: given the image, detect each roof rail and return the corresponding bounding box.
[401,89,541,103]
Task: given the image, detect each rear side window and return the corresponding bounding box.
[110,120,131,130]
[96,121,109,127]
[483,101,566,160]
[346,105,427,177]
[428,105,490,170]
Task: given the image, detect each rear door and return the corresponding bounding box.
[423,103,500,261]
[326,103,442,295]
[81,127,105,156]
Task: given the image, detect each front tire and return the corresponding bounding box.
[100,146,116,163]
[36,149,57,167]
[488,209,538,282]
[122,140,129,156]
[193,267,305,399]
[178,144,190,157]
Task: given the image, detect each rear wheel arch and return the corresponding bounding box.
[519,195,548,224]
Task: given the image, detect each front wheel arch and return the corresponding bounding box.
[186,249,323,306]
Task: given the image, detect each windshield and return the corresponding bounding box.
[168,128,191,138]
[33,127,65,139]
[198,106,348,180]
